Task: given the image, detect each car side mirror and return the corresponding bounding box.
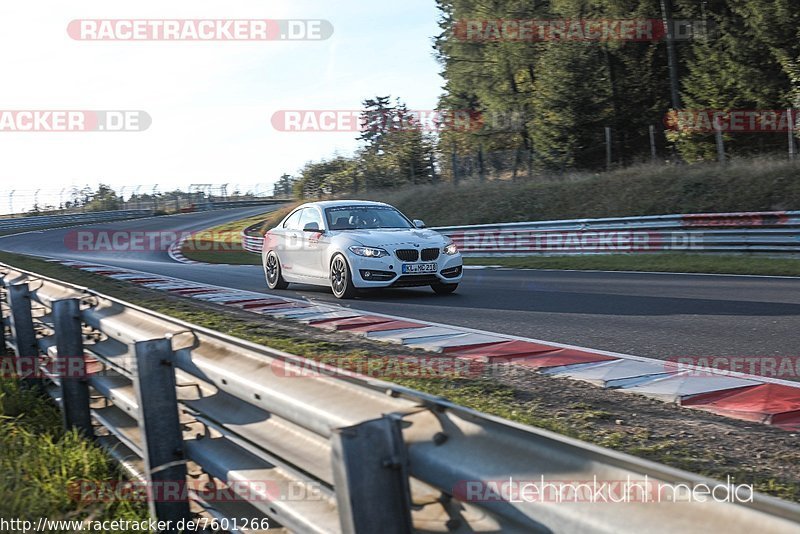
[303,222,320,232]
[413,219,426,229]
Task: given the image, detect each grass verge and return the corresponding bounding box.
[0,378,147,530]
[362,158,800,226]
[179,224,800,279]
[179,205,296,265]
[464,254,800,277]
[172,191,800,276]
[0,250,798,502]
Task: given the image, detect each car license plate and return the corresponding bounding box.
[402,263,437,274]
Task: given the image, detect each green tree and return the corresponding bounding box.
[358,96,435,189]
[295,156,358,199]
[273,174,297,197]
[434,0,671,172]
[434,0,541,172]
[84,184,121,212]
[672,0,795,160]
[530,40,613,170]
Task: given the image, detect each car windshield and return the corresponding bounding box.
[325,205,413,230]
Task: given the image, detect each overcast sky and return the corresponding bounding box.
[0,1,443,213]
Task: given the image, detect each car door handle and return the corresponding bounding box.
[287,231,301,250]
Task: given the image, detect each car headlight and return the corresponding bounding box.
[443,242,459,255]
[349,246,389,258]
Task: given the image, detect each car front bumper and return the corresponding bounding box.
[347,251,463,288]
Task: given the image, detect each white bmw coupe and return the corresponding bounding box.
[262,200,463,298]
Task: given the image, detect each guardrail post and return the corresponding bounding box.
[332,415,413,534]
[0,284,8,357]
[53,299,93,437]
[133,338,191,528]
[715,125,726,163]
[8,283,42,388]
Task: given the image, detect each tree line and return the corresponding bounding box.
[285,0,799,198]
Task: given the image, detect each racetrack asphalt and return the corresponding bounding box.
[1,207,799,362]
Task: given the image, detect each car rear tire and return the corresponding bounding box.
[431,283,458,295]
[265,251,289,290]
[330,254,357,299]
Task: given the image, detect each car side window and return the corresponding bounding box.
[299,208,324,230]
[283,209,303,230]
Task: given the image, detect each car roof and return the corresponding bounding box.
[299,200,392,210]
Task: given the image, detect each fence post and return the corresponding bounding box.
[133,338,191,526]
[528,147,534,179]
[512,145,523,180]
[451,144,459,185]
[53,299,93,437]
[660,0,682,110]
[0,283,8,357]
[8,283,42,388]
[714,126,726,163]
[789,108,796,160]
[649,124,658,162]
[605,127,612,170]
[332,416,413,534]
[477,145,486,182]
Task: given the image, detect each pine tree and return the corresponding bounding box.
[673,0,793,160]
[530,40,613,170]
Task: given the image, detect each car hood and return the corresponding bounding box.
[341,228,447,247]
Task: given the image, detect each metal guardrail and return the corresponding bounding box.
[0,201,294,232]
[242,230,267,255]
[1,263,799,532]
[0,209,153,233]
[197,199,292,211]
[240,210,800,256]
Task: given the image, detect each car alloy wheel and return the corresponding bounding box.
[265,251,289,290]
[330,254,356,299]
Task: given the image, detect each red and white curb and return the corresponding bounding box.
[167,232,262,268]
[52,258,800,432]
[167,234,203,265]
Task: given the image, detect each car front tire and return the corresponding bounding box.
[265,251,289,290]
[330,254,357,299]
[431,283,458,295]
